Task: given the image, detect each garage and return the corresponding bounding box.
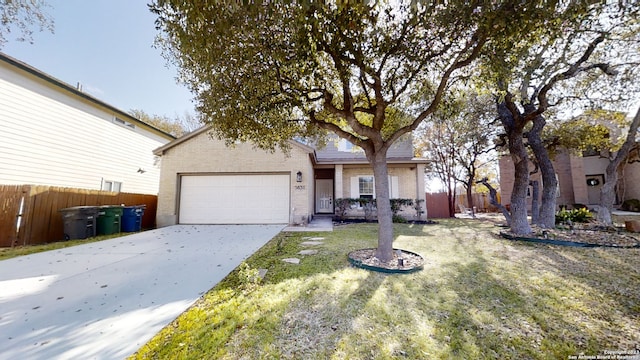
[178,174,290,224]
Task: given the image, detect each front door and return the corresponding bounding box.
[586,174,605,205]
[315,179,333,213]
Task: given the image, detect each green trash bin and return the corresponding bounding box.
[60,206,99,240]
[96,205,123,235]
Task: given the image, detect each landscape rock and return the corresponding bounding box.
[282,258,301,264]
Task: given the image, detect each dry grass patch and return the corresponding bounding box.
[0,233,127,261]
[131,219,640,360]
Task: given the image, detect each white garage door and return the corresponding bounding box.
[179,174,290,224]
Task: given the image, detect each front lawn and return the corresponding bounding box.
[131,219,640,359]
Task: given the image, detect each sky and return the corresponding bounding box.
[1,0,194,118]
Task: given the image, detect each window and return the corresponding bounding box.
[582,146,600,157]
[114,117,136,129]
[337,138,363,153]
[358,176,374,199]
[350,175,399,200]
[102,180,122,192]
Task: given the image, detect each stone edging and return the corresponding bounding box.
[347,248,424,274]
[499,231,640,249]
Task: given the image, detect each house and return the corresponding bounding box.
[499,147,640,210]
[153,127,428,226]
[0,53,175,194]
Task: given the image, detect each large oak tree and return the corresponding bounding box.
[482,2,639,234]
[150,1,584,261]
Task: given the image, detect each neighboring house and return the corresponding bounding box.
[499,147,640,210]
[153,127,428,226]
[0,53,175,194]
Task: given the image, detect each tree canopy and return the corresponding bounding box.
[477,2,640,233]
[150,0,605,260]
[0,0,53,48]
[129,109,200,138]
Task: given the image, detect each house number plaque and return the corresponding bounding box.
[295,185,306,190]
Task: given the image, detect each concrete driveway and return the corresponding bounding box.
[0,224,283,360]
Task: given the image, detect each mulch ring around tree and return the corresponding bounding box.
[348,248,424,273]
[499,224,640,248]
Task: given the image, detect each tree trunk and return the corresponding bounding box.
[598,106,640,225]
[466,181,476,218]
[477,177,511,225]
[527,112,557,228]
[446,181,455,218]
[371,151,394,262]
[530,180,540,224]
[498,100,532,235]
[597,169,617,225]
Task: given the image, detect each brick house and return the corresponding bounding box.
[153,127,428,226]
[499,148,640,210]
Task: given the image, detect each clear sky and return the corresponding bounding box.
[1,0,194,118]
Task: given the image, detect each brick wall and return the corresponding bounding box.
[156,131,312,226]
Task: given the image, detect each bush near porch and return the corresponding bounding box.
[333,198,424,223]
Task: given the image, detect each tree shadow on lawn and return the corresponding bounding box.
[530,245,640,320]
[394,219,639,358]
[429,257,604,359]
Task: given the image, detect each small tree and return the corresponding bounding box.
[416,92,496,217]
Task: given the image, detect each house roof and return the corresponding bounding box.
[154,126,429,165]
[0,52,176,141]
[312,135,428,165]
[153,125,316,156]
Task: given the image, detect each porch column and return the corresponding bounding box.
[416,164,426,220]
[335,165,343,199]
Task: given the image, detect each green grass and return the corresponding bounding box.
[131,219,639,359]
[0,233,135,261]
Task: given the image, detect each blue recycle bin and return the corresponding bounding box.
[121,205,145,232]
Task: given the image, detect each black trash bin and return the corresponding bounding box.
[96,205,123,235]
[60,206,99,240]
[122,205,145,232]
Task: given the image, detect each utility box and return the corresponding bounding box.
[60,206,99,240]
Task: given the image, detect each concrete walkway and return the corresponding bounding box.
[283,216,333,232]
[0,224,283,360]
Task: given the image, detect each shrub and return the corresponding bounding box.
[556,208,592,224]
[621,199,640,212]
[334,198,416,222]
[414,199,425,219]
[334,198,359,220]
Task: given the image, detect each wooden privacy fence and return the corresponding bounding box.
[425,192,450,218]
[426,191,502,218]
[456,192,501,213]
[0,185,157,247]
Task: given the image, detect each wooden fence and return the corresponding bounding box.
[0,185,157,247]
[456,192,501,213]
[426,191,502,218]
[425,192,451,218]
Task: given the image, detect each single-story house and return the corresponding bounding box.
[499,147,640,210]
[0,52,175,194]
[153,127,428,226]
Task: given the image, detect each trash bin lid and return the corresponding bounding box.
[59,206,99,213]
